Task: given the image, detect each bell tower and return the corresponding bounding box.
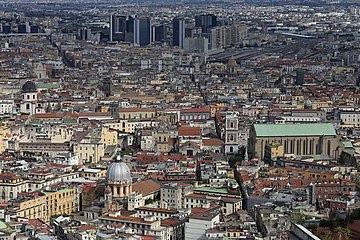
[20,81,38,115]
[225,111,239,154]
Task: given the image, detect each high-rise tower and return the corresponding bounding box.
[134,17,151,46]
[173,17,185,48]
[195,14,217,33]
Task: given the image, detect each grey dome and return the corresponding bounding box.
[106,162,131,183]
[22,81,37,93]
[304,99,312,109]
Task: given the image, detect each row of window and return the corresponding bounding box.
[180,114,208,120]
[22,94,36,100]
[120,113,155,119]
[22,145,66,150]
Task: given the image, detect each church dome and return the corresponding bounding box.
[21,81,37,93]
[106,161,131,184]
[304,99,312,109]
[227,57,238,68]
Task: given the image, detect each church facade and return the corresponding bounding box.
[248,123,340,160]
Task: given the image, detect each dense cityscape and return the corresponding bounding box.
[0,0,360,239]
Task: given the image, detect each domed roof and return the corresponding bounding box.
[227,57,238,67]
[106,161,131,183]
[304,99,312,108]
[21,81,37,93]
[29,72,37,78]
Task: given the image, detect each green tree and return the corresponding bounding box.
[290,210,307,224]
[336,226,344,240]
[323,230,333,240]
[343,227,351,240]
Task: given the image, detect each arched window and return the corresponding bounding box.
[230,122,234,128]
[297,140,301,154]
[303,139,306,155]
[230,146,233,153]
[230,134,234,141]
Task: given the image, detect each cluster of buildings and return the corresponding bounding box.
[0,1,360,240]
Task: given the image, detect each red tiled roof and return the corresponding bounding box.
[178,126,201,136]
[28,219,51,234]
[168,138,176,146]
[180,107,209,113]
[79,112,111,116]
[78,225,97,231]
[142,130,152,136]
[136,207,177,214]
[161,218,183,227]
[132,179,160,196]
[82,185,96,193]
[241,174,250,182]
[202,138,223,146]
[32,113,78,119]
[119,108,157,112]
[0,172,21,180]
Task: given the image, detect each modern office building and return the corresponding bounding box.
[126,15,135,33]
[134,17,151,46]
[109,15,127,42]
[184,37,209,53]
[18,22,30,34]
[30,25,39,33]
[172,17,185,48]
[152,24,167,43]
[195,14,217,33]
[2,24,11,34]
[210,24,247,49]
[78,27,91,41]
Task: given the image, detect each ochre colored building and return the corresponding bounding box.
[10,188,77,223]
